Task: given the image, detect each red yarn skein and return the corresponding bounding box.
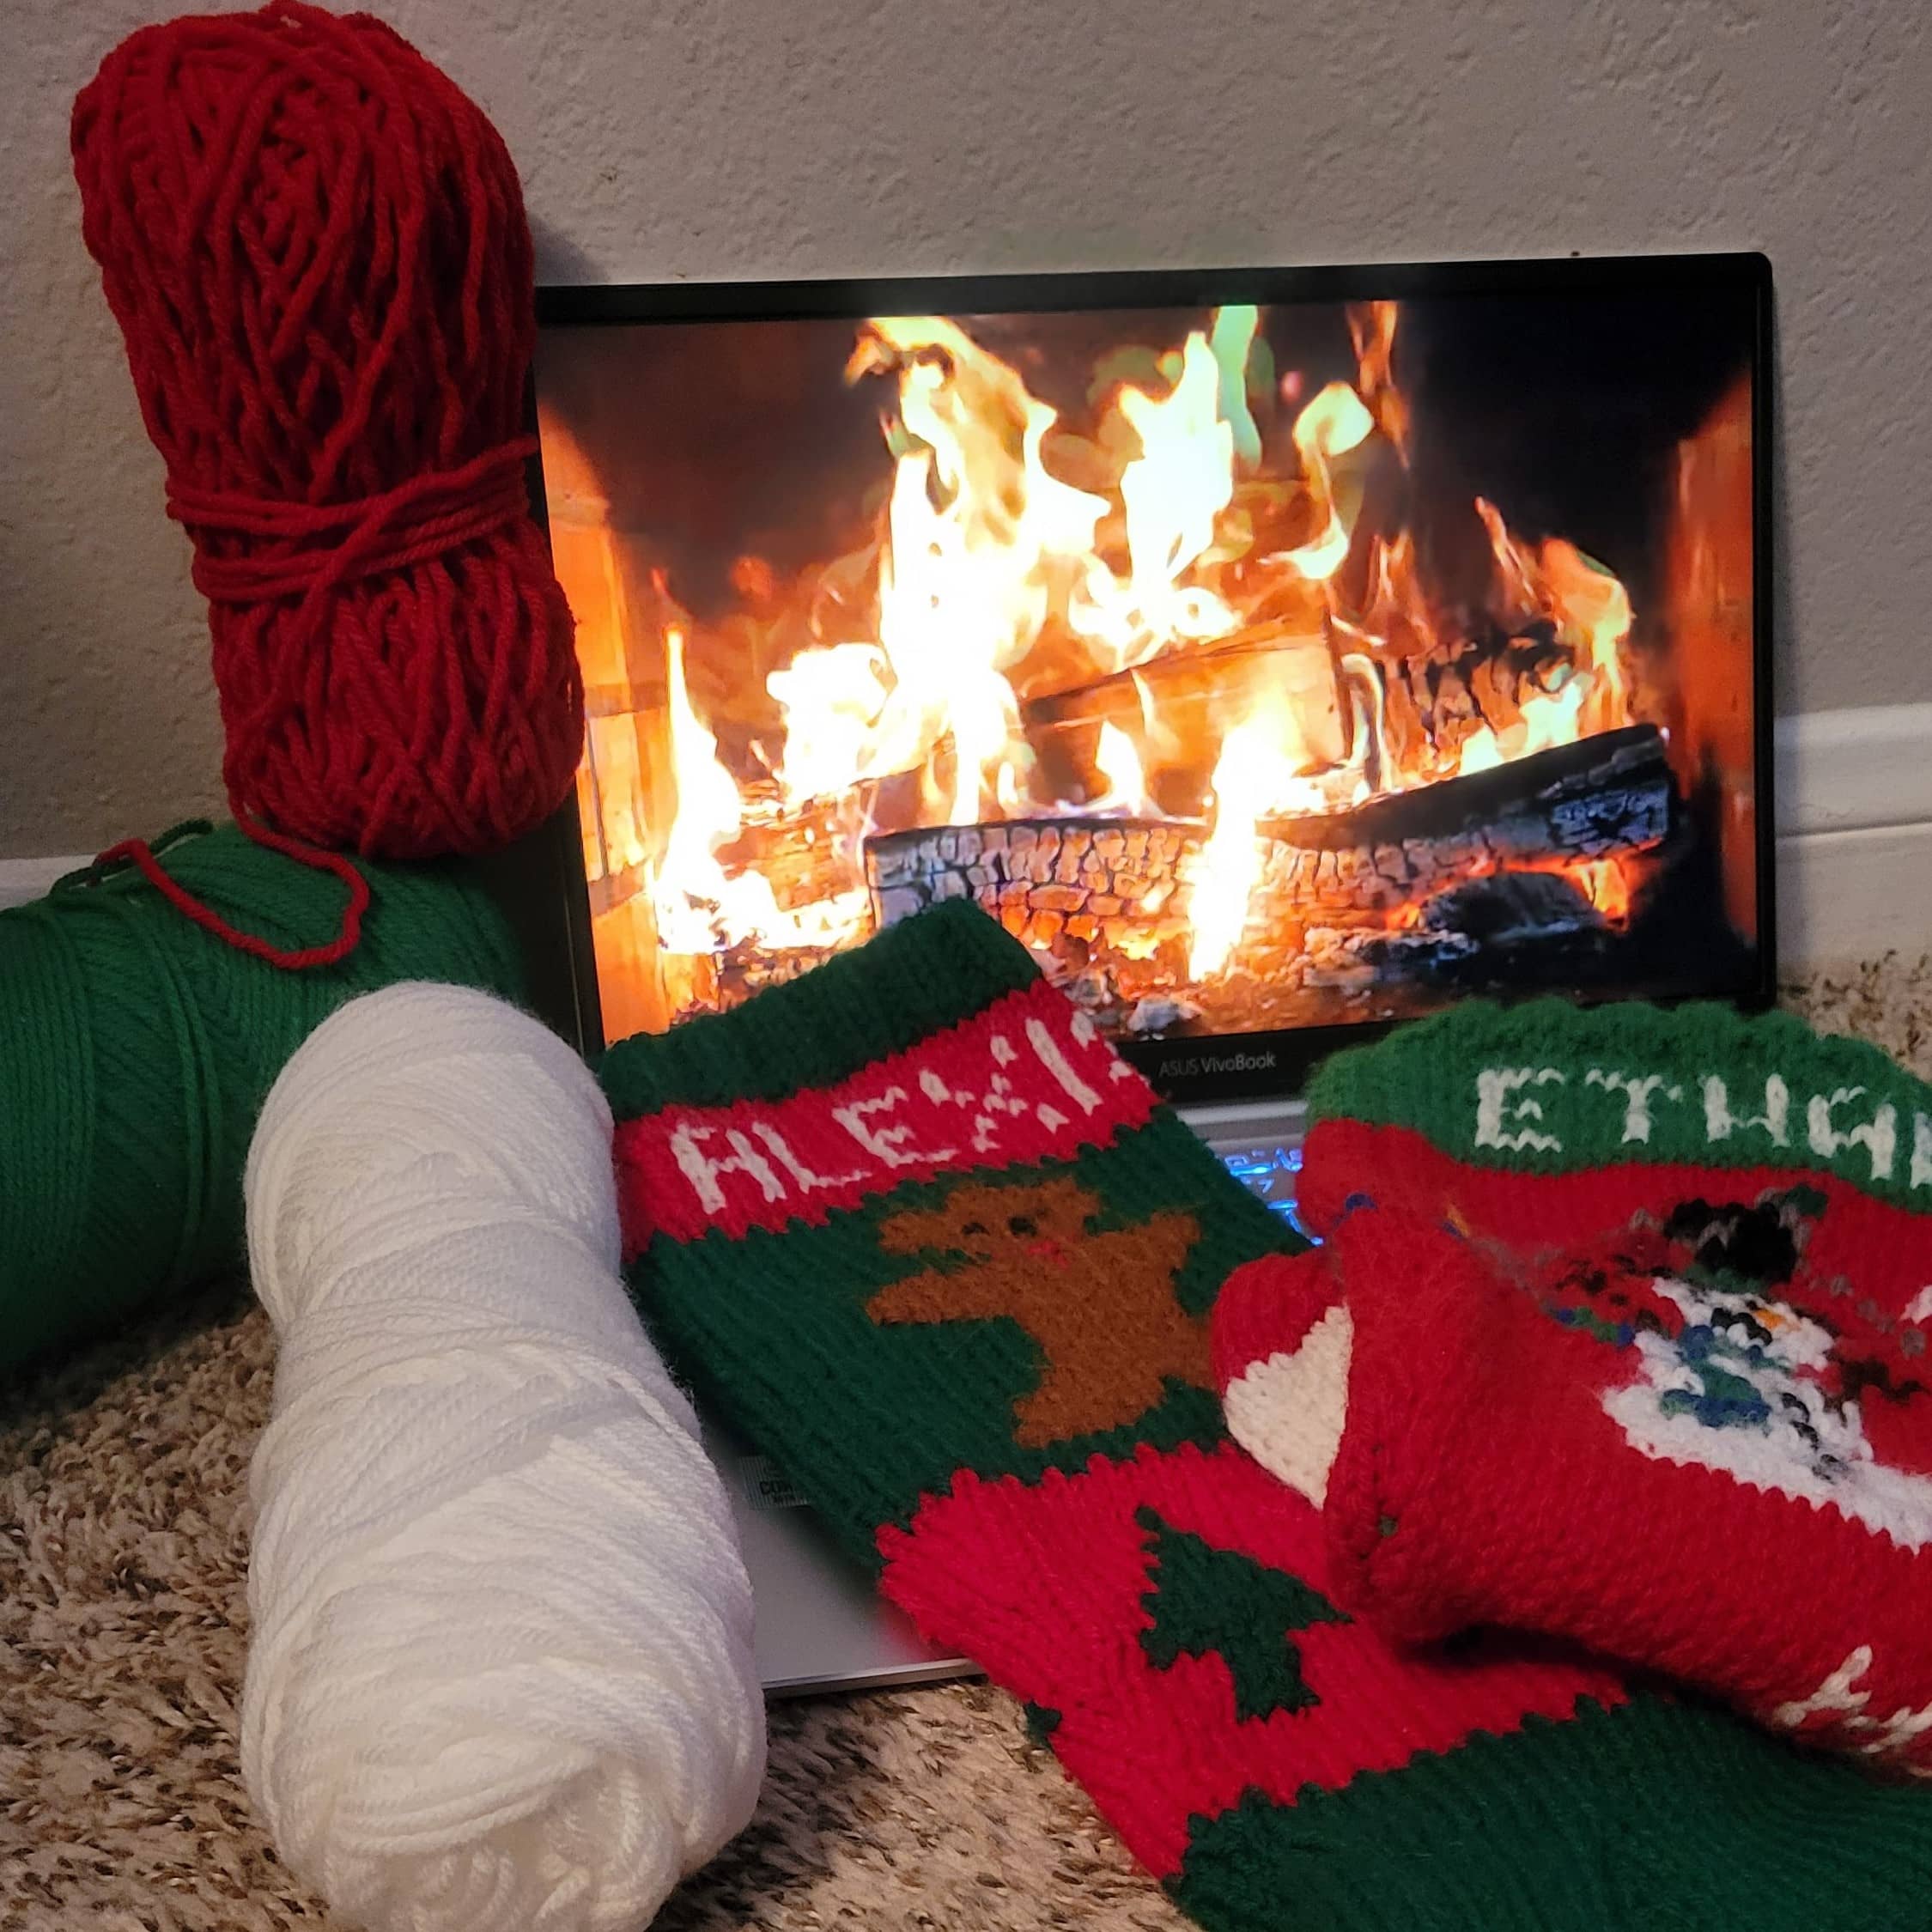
[72,0,582,862]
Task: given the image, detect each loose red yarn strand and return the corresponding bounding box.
[71,1,583,888]
[85,817,372,972]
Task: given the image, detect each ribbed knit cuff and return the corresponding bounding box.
[598,899,1039,1118]
[1305,994,1932,1209]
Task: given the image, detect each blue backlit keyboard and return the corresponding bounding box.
[1217,1141,1318,1242]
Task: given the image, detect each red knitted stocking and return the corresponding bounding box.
[1213,1191,1932,1773]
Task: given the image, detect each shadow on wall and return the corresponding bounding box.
[531,216,605,288]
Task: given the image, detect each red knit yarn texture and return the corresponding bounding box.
[70,0,582,861]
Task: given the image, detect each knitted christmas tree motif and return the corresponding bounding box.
[1218,994,1932,1776]
[875,1436,1932,1926]
[1134,1504,1350,1721]
[872,1180,1209,1447]
[875,1443,1636,1886]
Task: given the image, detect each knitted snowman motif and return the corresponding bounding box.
[606,916,1932,1929]
[1213,997,1932,1775]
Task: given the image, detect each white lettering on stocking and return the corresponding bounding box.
[1066,1008,1136,1083]
[1911,1113,1932,1190]
[1702,1074,1789,1149]
[1025,1017,1102,1114]
[1771,1648,1874,1732]
[1584,1069,1671,1144]
[750,1123,865,1194]
[670,1121,787,1215]
[831,1087,955,1170]
[1807,1085,1899,1182]
[914,1065,1021,1154]
[1473,1067,1565,1151]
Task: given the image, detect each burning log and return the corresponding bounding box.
[864,722,1672,975]
[1021,621,1349,775]
[866,817,1195,957]
[711,788,867,914]
[712,939,848,1012]
[1375,622,1584,780]
[1257,720,1672,926]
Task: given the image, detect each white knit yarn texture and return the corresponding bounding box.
[240,981,765,1932]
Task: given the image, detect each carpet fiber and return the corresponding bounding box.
[4,960,1926,1931]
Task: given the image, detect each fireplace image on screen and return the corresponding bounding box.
[534,274,1761,1051]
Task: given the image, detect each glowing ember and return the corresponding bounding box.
[1565,854,1637,927]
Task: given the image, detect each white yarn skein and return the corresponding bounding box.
[240,981,764,1932]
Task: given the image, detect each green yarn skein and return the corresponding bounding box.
[0,819,525,1375]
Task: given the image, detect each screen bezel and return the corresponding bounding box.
[531,252,1776,1105]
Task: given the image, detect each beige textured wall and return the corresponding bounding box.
[4,0,1929,856]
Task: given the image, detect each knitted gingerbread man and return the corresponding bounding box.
[872,1178,1209,1447]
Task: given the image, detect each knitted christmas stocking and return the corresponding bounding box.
[1213,995,1932,1778]
[606,920,1932,1928]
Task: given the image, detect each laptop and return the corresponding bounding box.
[523,254,1773,1693]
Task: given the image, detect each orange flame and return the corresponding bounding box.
[1188,713,1277,981]
[653,624,872,956]
[1091,720,1154,815]
[567,297,1643,1005]
[1571,854,1636,927]
[1273,383,1375,580]
[1349,301,1409,458]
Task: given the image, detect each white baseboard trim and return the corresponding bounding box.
[1773,702,1932,967]
[0,855,83,910]
[1774,702,1932,838]
[4,707,1926,958]
[1775,821,1932,966]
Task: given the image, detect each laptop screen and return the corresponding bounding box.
[531,257,1771,1104]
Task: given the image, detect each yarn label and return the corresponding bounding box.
[738,1456,810,1511]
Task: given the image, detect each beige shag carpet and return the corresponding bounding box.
[4,959,1929,1932]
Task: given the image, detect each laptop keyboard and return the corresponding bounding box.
[1217,1141,1318,1242]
